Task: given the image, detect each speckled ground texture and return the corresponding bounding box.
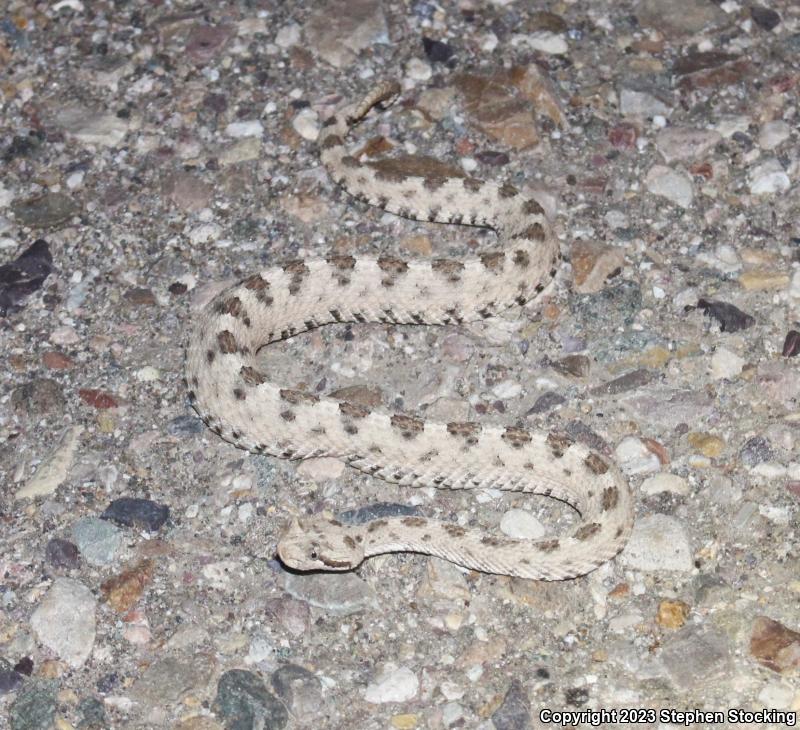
[1,0,800,728]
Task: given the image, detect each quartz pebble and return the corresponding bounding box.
[709,347,745,380]
[30,578,96,667]
[614,437,661,475]
[640,473,689,497]
[365,664,419,703]
[620,514,693,572]
[749,158,791,195]
[645,165,693,208]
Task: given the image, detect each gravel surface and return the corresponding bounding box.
[1,0,800,728]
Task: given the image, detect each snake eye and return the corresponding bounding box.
[310,550,318,560]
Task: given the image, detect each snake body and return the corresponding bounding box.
[185,81,634,580]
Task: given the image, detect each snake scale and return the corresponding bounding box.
[185,81,635,580]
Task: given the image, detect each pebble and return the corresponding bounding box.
[214,669,288,729]
[165,173,214,212]
[749,158,791,195]
[185,23,234,64]
[591,369,655,396]
[656,599,690,629]
[454,72,540,150]
[30,579,96,667]
[0,239,53,314]
[620,514,693,572]
[49,325,80,345]
[45,538,80,570]
[527,391,566,414]
[618,85,672,118]
[783,330,800,358]
[11,378,66,417]
[688,432,725,458]
[57,106,129,147]
[571,241,625,294]
[281,570,377,615]
[696,298,755,333]
[0,664,24,695]
[270,664,323,722]
[264,597,310,638]
[750,5,781,31]
[422,37,454,64]
[491,679,530,730]
[614,437,661,475]
[225,120,263,139]
[101,559,155,613]
[292,108,320,141]
[634,0,726,37]
[709,347,745,380]
[132,655,216,707]
[640,473,689,497]
[738,269,789,291]
[520,31,567,55]
[500,509,545,540]
[188,222,222,245]
[757,680,795,710]
[166,414,204,437]
[417,557,471,603]
[405,57,432,82]
[70,517,123,567]
[655,126,721,163]
[16,426,82,500]
[275,23,301,49]
[364,664,419,703]
[660,627,731,690]
[101,497,170,531]
[305,0,388,68]
[645,164,693,208]
[758,120,791,150]
[339,502,419,524]
[9,680,58,730]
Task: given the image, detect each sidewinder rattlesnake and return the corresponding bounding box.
[185,81,635,580]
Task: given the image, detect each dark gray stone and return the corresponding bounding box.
[215,669,288,730]
[491,679,530,730]
[101,497,169,531]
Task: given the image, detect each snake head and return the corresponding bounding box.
[277,517,365,572]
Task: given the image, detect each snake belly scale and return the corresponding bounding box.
[185,81,635,580]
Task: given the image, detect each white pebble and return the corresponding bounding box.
[500,509,545,539]
[640,473,689,497]
[275,22,301,48]
[757,680,795,710]
[492,380,521,399]
[225,120,263,139]
[751,462,787,478]
[134,366,160,382]
[620,514,693,572]
[749,158,790,195]
[709,347,745,380]
[50,325,80,345]
[364,664,419,703]
[405,57,432,82]
[66,170,85,189]
[758,120,791,150]
[523,31,568,55]
[614,437,661,475]
[645,164,693,208]
[188,222,222,245]
[292,108,320,141]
